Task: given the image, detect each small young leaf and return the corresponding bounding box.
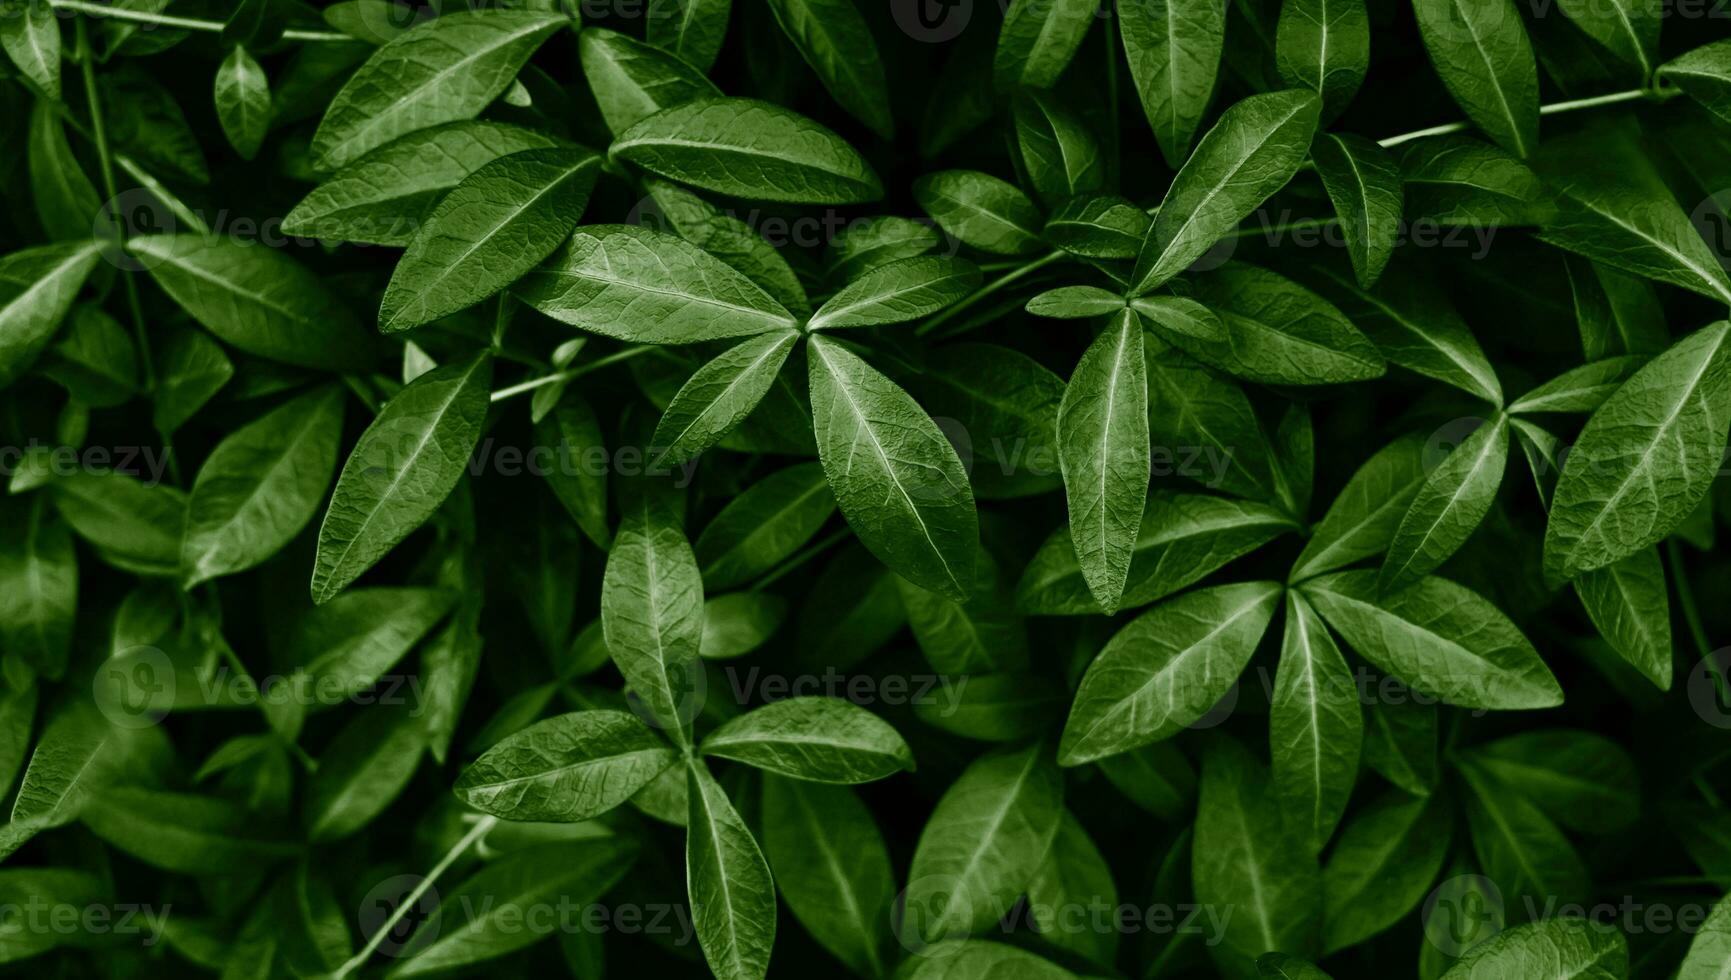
[913,170,1045,257]
[214,45,271,160]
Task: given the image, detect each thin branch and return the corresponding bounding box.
[50,0,354,42]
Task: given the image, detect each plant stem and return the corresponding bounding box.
[51,0,353,42]
[489,345,657,402]
[1376,86,1678,149]
[1668,539,1713,661]
[916,250,1066,337]
[332,815,499,979]
[77,17,157,394]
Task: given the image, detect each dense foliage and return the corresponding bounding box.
[7,0,1731,978]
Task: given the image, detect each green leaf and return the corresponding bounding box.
[1026,285,1124,319]
[687,758,777,980]
[808,256,980,331]
[1363,697,1439,796]
[1564,257,1667,362]
[1275,0,1369,121]
[29,99,106,243]
[1299,570,1562,710]
[701,696,914,783]
[309,10,566,171]
[39,305,138,408]
[1272,592,1362,855]
[1464,730,1639,834]
[1317,265,1502,405]
[913,672,1063,743]
[1544,323,1731,579]
[1260,954,1334,979]
[1097,740,1196,819]
[388,840,637,977]
[916,342,1066,500]
[1018,491,1297,615]
[1057,310,1150,613]
[614,97,883,204]
[902,941,1077,979]
[0,868,105,961]
[533,394,611,548]
[182,386,344,588]
[901,742,1063,946]
[279,587,454,721]
[1060,582,1282,765]
[1321,789,1452,953]
[993,0,1096,91]
[1311,133,1402,287]
[80,787,301,874]
[130,234,377,371]
[695,462,835,588]
[0,0,60,100]
[1120,0,1226,167]
[0,497,75,681]
[760,776,893,978]
[1439,916,1620,979]
[1028,811,1119,964]
[1556,0,1658,76]
[455,710,678,821]
[1679,892,1731,980]
[1665,39,1731,119]
[1130,91,1321,296]
[643,176,811,316]
[1534,139,1731,305]
[1193,735,1322,969]
[312,353,493,602]
[153,324,235,434]
[214,45,271,160]
[302,703,425,842]
[1044,194,1152,259]
[645,0,729,71]
[379,148,599,331]
[1398,134,1547,226]
[700,592,787,659]
[896,550,1028,674]
[651,331,799,467]
[807,334,978,602]
[52,472,187,578]
[1290,434,1429,582]
[602,495,705,744]
[1013,91,1104,207]
[913,170,1045,257]
[1413,0,1539,157]
[765,0,892,139]
[0,240,105,387]
[578,26,722,136]
[1380,413,1509,593]
[826,215,941,281]
[1180,263,1386,385]
[1573,548,1671,689]
[518,224,799,342]
[1143,342,1287,505]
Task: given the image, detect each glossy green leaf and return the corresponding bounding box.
[1413,0,1539,157]
[1120,0,1226,167]
[456,710,678,821]
[701,696,914,783]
